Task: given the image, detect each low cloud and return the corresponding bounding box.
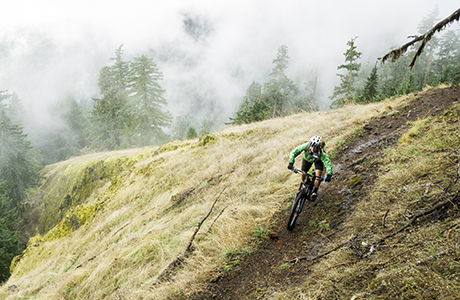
[1,0,459,129]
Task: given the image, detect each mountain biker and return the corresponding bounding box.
[287,135,333,201]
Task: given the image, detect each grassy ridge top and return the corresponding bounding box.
[1,89,452,299]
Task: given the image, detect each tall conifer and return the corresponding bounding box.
[263,45,298,117]
[90,45,130,150]
[128,54,171,146]
[330,37,362,108]
[359,64,380,103]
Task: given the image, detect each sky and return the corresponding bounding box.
[0,0,459,129]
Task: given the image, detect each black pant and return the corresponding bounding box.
[301,158,324,173]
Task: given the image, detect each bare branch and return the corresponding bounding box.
[284,242,348,264]
[382,209,389,228]
[153,187,226,285]
[285,233,359,264]
[372,189,460,246]
[75,248,108,269]
[185,188,226,252]
[206,205,229,234]
[380,8,460,68]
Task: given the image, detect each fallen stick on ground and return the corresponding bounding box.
[153,187,226,285]
[284,241,349,264]
[372,190,460,247]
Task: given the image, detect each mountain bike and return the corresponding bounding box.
[287,168,325,231]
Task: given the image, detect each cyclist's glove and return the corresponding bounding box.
[288,162,294,170]
[325,174,332,182]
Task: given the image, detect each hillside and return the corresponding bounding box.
[194,86,460,300]
[1,86,460,300]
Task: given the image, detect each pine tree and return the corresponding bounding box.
[263,45,298,117]
[330,37,362,108]
[434,30,460,84]
[417,6,440,87]
[304,74,320,111]
[199,119,210,137]
[396,72,417,95]
[379,53,413,98]
[379,7,460,92]
[90,45,130,150]
[186,126,197,139]
[0,92,22,282]
[0,108,41,205]
[128,54,172,146]
[289,73,321,112]
[63,95,88,150]
[6,92,26,126]
[245,81,261,104]
[228,97,253,125]
[228,81,271,125]
[359,64,380,103]
[172,116,189,141]
[0,192,20,282]
[37,95,88,164]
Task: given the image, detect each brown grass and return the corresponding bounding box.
[271,94,460,299]
[0,94,423,300]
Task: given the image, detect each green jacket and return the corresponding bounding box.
[289,142,333,175]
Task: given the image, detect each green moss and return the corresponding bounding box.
[189,134,217,149]
[43,201,104,242]
[198,134,216,147]
[439,103,460,122]
[10,234,47,275]
[27,235,44,246]
[347,176,362,187]
[38,155,140,235]
[222,130,258,142]
[153,141,190,155]
[136,158,166,177]
[223,132,241,140]
[10,195,109,275]
[10,254,22,275]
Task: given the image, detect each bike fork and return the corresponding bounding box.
[297,190,307,213]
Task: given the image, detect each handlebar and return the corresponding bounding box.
[291,167,326,181]
[291,167,306,175]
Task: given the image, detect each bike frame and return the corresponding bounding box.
[287,167,325,231]
[294,167,323,199]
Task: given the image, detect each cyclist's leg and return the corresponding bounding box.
[311,161,324,201]
[313,160,324,188]
[301,158,312,182]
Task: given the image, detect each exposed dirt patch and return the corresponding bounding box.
[191,86,460,299]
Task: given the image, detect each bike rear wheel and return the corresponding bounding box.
[287,192,305,231]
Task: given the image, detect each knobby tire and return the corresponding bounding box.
[287,192,305,231]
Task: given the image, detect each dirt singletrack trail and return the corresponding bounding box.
[192,86,460,300]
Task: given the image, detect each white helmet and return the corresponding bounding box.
[309,135,322,148]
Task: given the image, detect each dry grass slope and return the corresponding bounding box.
[1,86,458,299]
[268,88,460,300]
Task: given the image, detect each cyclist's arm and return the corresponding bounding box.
[288,143,309,163]
[320,151,333,175]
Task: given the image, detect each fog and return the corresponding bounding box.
[1,0,459,132]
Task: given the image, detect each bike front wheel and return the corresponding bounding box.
[287,192,305,231]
